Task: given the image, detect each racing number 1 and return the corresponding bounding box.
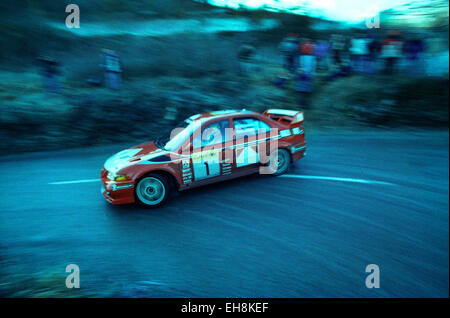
[193,150,220,181]
[203,161,210,176]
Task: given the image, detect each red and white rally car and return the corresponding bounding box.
[100,109,307,207]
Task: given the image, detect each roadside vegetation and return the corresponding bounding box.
[0,0,448,154]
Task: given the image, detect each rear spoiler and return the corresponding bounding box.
[263,109,304,126]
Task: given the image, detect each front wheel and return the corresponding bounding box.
[267,148,290,176]
[135,173,171,208]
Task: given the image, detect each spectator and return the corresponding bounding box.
[403,38,424,75]
[278,34,299,73]
[381,31,403,75]
[367,34,381,74]
[298,38,316,76]
[424,37,448,76]
[36,56,60,93]
[314,40,330,72]
[296,39,315,108]
[330,34,345,66]
[350,34,369,74]
[101,49,122,90]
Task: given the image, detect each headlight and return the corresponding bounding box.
[114,174,127,181]
[107,172,127,181]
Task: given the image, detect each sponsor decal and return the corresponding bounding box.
[192,149,221,181]
[222,162,232,175]
[192,149,220,163]
[182,159,192,184]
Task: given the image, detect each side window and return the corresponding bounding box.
[193,120,230,149]
[233,118,270,139]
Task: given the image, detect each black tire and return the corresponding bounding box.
[268,148,291,176]
[135,173,171,208]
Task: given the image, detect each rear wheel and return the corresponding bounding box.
[135,173,171,208]
[268,148,290,176]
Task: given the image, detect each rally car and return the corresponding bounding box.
[100,109,307,207]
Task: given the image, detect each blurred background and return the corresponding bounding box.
[0,0,448,153]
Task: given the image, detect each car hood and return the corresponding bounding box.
[104,141,169,174]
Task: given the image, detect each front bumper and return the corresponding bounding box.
[100,168,135,205]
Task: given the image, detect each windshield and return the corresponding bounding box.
[155,119,201,152]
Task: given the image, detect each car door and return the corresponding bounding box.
[185,119,233,185]
[232,117,272,175]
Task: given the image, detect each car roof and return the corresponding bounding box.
[186,109,256,123]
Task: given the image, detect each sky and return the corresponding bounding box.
[206,0,417,22]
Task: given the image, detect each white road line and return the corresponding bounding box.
[49,175,394,186]
[49,179,100,185]
[279,175,395,185]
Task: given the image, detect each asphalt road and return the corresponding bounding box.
[0,130,448,297]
